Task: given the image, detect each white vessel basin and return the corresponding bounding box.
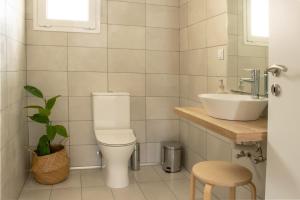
[198,94,268,121]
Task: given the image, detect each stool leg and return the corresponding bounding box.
[249,182,257,200]
[203,184,213,200]
[229,187,236,200]
[190,174,196,200]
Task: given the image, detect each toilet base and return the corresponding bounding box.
[99,143,135,189]
[105,163,130,188]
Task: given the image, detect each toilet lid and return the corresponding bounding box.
[95,129,136,146]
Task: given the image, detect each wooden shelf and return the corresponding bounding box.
[175,107,267,143]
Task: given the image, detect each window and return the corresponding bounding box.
[33,0,101,33]
[244,0,269,46]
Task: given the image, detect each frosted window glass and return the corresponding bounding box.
[47,0,89,21]
[250,0,269,37]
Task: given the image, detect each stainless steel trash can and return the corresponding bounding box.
[161,141,183,173]
[131,143,140,171]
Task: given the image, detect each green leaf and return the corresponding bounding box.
[38,108,50,116]
[37,135,50,156]
[54,125,68,138]
[46,95,61,110]
[47,125,56,141]
[29,114,49,124]
[24,85,44,98]
[24,105,44,110]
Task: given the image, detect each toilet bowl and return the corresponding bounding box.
[92,92,136,188]
[95,129,136,188]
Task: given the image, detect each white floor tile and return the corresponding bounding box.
[139,181,177,200]
[153,165,189,181]
[52,170,81,189]
[50,187,81,200]
[133,166,162,182]
[112,184,146,200]
[166,179,202,200]
[18,189,51,200]
[23,175,53,190]
[80,168,105,187]
[82,186,114,200]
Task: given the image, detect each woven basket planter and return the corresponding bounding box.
[31,145,69,185]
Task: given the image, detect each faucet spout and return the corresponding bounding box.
[240,69,260,99]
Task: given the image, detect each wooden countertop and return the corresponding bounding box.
[175,107,267,143]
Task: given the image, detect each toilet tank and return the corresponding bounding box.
[92,92,131,130]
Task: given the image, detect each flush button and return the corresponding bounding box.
[271,84,281,96]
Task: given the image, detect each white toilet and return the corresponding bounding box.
[92,92,136,188]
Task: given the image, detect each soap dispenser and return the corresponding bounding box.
[217,79,227,94]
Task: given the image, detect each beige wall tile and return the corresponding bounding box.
[27,46,67,71]
[68,24,107,47]
[146,0,179,6]
[146,51,179,74]
[70,145,100,167]
[146,74,179,97]
[25,0,32,19]
[145,143,161,163]
[68,47,107,72]
[68,72,107,96]
[188,22,206,49]
[188,76,207,101]
[180,28,188,51]
[207,76,228,93]
[207,46,228,76]
[69,97,92,121]
[206,132,232,161]
[189,123,206,159]
[146,5,179,28]
[27,71,68,96]
[26,20,67,46]
[108,25,145,49]
[69,121,97,145]
[108,1,145,26]
[146,97,179,119]
[6,39,26,71]
[101,0,108,23]
[108,49,145,73]
[146,27,179,51]
[108,73,145,96]
[206,14,228,47]
[206,0,227,18]
[146,120,179,142]
[7,71,26,104]
[188,0,206,25]
[180,49,207,75]
[131,97,146,120]
[180,3,188,28]
[131,120,146,143]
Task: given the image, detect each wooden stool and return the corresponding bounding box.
[190,161,256,200]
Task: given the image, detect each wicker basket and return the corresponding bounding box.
[31,145,69,185]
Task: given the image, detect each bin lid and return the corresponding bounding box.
[162,141,183,150]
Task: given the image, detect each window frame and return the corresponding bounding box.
[33,0,101,33]
[243,0,269,46]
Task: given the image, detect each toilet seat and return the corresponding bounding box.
[95,129,136,147]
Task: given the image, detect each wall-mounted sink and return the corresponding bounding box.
[198,94,268,121]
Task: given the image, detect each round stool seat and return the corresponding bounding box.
[192,161,252,187]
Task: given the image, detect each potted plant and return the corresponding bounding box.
[24,85,69,185]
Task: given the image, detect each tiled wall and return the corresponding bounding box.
[179,0,233,107]
[25,0,180,167]
[179,0,267,199]
[228,0,268,93]
[0,0,29,199]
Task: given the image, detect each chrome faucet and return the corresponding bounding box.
[240,69,260,99]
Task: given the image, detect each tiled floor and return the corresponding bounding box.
[18,165,203,200]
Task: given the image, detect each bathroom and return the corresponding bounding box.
[0,0,299,199]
